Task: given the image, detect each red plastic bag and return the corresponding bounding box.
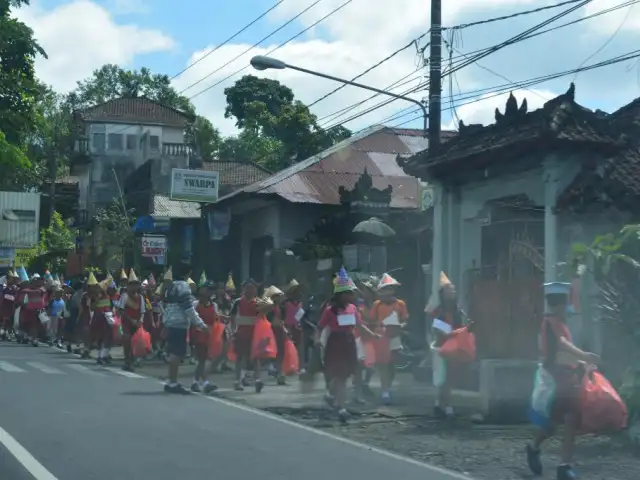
[281,338,300,376]
[227,342,237,362]
[363,339,377,368]
[251,317,277,360]
[372,335,391,365]
[579,369,628,434]
[439,327,476,363]
[208,322,225,359]
[112,315,123,345]
[131,327,152,358]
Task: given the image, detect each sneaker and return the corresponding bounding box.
[203,383,218,394]
[526,445,543,476]
[557,465,577,480]
[338,408,349,424]
[255,379,264,393]
[191,382,202,393]
[381,391,391,405]
[234,381,244,391]
[66,344,72,353]
[277,376,287,386]
[164,383,191,395]
[96,358,104,365]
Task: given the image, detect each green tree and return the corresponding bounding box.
[0,0,47,185]
[224,75,351,170]
[33,211,76,271]
[220,130,283,172]
[91,199,135,266]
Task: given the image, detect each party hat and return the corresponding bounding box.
[199,270,207,286]
[119,269,128,280]
[17,266,29,282]
[333,267,356,294]
[128,269,139,283]
[225,272,235,291]
[163,267,173,281]
[87,272,98,286]
[377,273,400,290]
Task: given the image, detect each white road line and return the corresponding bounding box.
[0,425,59,480]
[104,367,144,379]
[26,362,65,374]
[66,364,105,376]
[0,361,26,373]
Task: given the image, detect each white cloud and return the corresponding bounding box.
[110,0,150,15]
[14,0,174,92]
[16,0,640,138]
[583,0,640,35]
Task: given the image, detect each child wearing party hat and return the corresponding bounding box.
[316,267,379,423]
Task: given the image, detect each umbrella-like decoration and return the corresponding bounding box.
[352,217,396,237]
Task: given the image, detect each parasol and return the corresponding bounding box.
[352,217,396,237]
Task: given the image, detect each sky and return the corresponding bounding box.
[13,0,640,137]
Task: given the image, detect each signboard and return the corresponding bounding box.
[141,235,166,265]
[0,247,14,268]
[14,248,36,267]
[170,168,219,203]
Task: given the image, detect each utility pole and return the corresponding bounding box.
[428,0,442,151]
[48,127,57,225]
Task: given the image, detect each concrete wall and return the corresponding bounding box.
[0,192,41,248]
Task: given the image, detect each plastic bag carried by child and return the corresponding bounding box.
[131,327,152,358]
[439,326,476,363]
[208,322,225,359]
[580,368,628,434]
[281,338,299,376]
[251,317,277,360]
[529,364,557,428]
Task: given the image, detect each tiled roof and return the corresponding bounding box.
[557,148,640,212]
[77,98,191,127]
[152,195,200,219]
[214,125,450,209]
[403,84,623,179]
[199,160,271,193]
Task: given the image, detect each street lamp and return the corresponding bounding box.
[250,55,427,134]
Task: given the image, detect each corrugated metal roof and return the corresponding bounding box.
[199,160,271,187]
[152,195,200,219]
[216,125,452,209]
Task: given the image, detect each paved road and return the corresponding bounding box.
[0,343,469,480]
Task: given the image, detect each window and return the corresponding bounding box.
[126,134,137,150]
[3,210,36,222]
[92,133,105,152]
[149,135,160,150]
[108,133,124,150]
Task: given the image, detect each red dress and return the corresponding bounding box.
[318,303,361,381]
[232,297,258,359]
[191,302,218,346]
[121,293,144,336]
[20,287,47,330]
[0,284,18,327]
[90,296,112,344]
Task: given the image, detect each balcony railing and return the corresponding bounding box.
[162,143,191,156]
[74,137,89,154]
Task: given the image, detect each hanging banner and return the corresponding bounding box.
[141,235,166,265]
[0,247,14,268]
[207,209,230,240]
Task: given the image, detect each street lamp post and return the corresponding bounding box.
[250,55,427,135]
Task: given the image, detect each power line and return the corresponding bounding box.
[187,0,354,101]
[307,39,428,108]
[321,0,594,130]
[170,0,286,81]
[444,0,585,31]
[179,0,326,95]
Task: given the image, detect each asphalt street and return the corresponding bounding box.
[0,342,470,480]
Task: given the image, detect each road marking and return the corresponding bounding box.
[0,425,59,480]
[66,364,105,376]
[105,367,144,379]
[0,361,25,373]
[26,362,65,374]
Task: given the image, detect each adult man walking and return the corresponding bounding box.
[163,261,209,394]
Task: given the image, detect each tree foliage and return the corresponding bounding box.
[92,199,135,257]
[0,0,46,186]
[223,75,351,170]
[33,211,76,271]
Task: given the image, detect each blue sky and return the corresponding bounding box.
[15,0,640,136]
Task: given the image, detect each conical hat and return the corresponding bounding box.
[255,295,274,312]
[155,284,164,296]
[440,271,452,287]
[99,275,113,291]
[87,272,98,286]
[128,269,139,283]
[377,273,400,290]
[225,273,235,291]
[264,285,284,298]
[163,267,172,281]
[334,267,357,294]
[8,269,18,278]
[284,279,300,293]
[119,269,128,280]
[187,277,195,286]
[199,271,207,286]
